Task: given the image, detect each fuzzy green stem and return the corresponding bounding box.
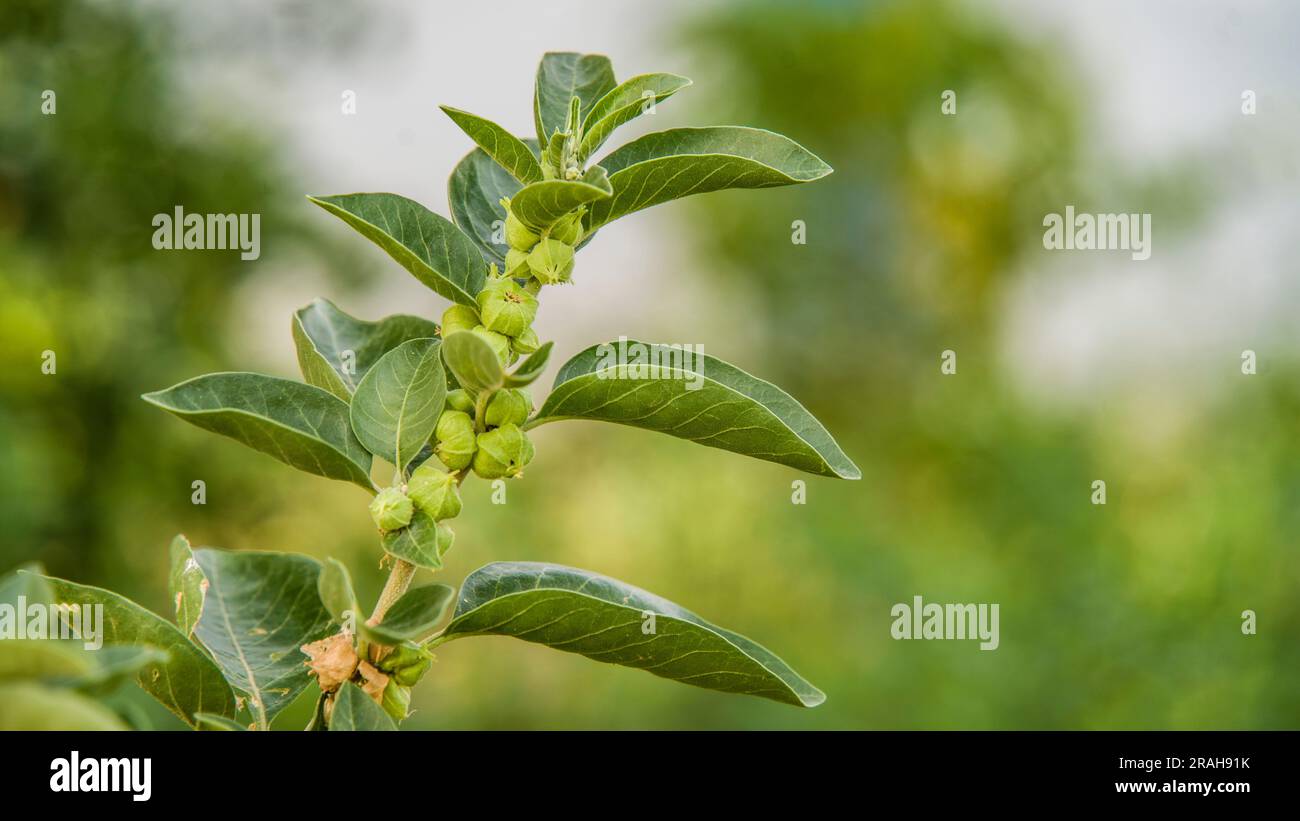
[371,559,416,623]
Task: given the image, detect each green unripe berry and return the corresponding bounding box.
[548,211,584,246]
[485,388,532,428]
[441,304,480,337]
[472,423,535,479]
[375,642,432,687]
[504,208,540,252]
[471,325,512,366]
[505,248,531,277]
[476,277,538,338]
[406,462,461,520]
[435,521,455,560]
[368,487,413,533]
[444,388,474,414]
[433,410,476,471]
[380,679,411,723]
[511,326,540,355]
[527,238,575,285]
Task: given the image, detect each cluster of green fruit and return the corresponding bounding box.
[500,198,582,289]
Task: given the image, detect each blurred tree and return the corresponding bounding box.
[0,0,360,601]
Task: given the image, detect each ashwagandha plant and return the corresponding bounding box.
[0,53,859,731]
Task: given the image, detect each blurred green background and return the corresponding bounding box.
[2,0,1297,729]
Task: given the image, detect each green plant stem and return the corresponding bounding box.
[473,389,492,433]
[372,558,416,623]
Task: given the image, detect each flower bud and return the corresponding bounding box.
[375,642,434,686]
[485,388,532,428]
[433,410,476,470]
[476,277,538,338]
[548,211,584,246]
[441,304,480,337]
[505,248,531,277]
[444,388,474,414]
[471,423,535,479]
[406,462,461,520]
[527,238,575,285]
[511,326,540,355]
[380,679,411,723]
[368,487,413,533]
[505,208,540,252]
[471,325,512,366]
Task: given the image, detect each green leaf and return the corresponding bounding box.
[533,52,617,145]
[448,145,528,265]
[195,712,248,731]
[192,549,335,729]
[441,562,824,707]
[380,508,450,571]
[508,167,612,234]
[440,105,543,185]
[0,682,129,730]
[362,583,455,644]
[329,681,396,731]
[530,340,859,479]
[317,558,359,626]
[143,372,375,491]
[579,73,692,160]
[503,341,553,388]
[350,338,446,471]
[440,330,504,395]
[168,534,205,638]
[292,298,440,400]
[0,638,93,682]
[39,573,238,727]
[308,193,487,306]
[0,562,51,607]
[587,126,832,229]
[69,646,172,697]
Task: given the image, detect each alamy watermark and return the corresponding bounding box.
[0,596,104,650]
[1042,205,1151,261]
[891,595,999,651]
[593,336,706,391]
[151,206,261,260]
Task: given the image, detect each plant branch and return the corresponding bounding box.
[371,558,416,623]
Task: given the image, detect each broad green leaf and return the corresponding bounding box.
[587,126,832,229]
[441,330,504,395]
[531,340,860,479]
[292,298,440,400]
[508,167,612,234]
[143,372,375,491]
[39,573,238,727]
[329,681,396,731]
[441,562,824,707]
[362,583,455,644]
[448,145,528,265]
[317,558,359,626]
[308,193,487,306]
[503,341,553,388]
[192,549,335,729]
[381,508,450,571]
[168,534,205,637]
[195,712,247,731]
[0,561,51,607]
[68,646,171,697]
[350,338,446,470]
[579,73,692,160]
[0,639,93,681]
[440,105,543,185]
[533,52,617,145]
[0,682,128,730]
